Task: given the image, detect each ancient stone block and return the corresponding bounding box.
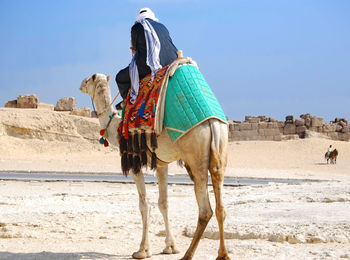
[322,124,336,133]
[268,117,277,122]
[70,107,91,117]
[240,130,258,138]
[233,123,240,131]
[258,115,267,122]
[232,120,241,123]
[247,117,260,123]
[239,123,252,131]
[251,123,258,130]
[259,123,268,129]
[267,122,278,129]
[245,115,252,122]
[229,130,241,141]
[295,119,305,126]
[258,129,265,135]
[341,126,349,133]
[264,128,280,136]
[277,122,285,128]
[283,124,296,135]
[285,115,294,123]
[5,100,17,108]
[336,124,342,132]
[300,113,311,120]
[296,126,307,134]
[305,118,311,128]
[55,97,76,111]
[339,132,350,141]
[17,94,38,108]
[311,117,324,127]
[273,135,282,141]
[339,121,347,127]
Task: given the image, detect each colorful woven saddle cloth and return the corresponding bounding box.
[118,65,169,137]
[164,64,227,142]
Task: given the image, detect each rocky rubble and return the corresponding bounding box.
[229,114,349,142]
[4,95,92,118]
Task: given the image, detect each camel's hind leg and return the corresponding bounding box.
[156,165,179,255]
[180,166,213,260]
[209,120,230,260]
[131,170,151,259]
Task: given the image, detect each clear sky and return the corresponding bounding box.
[0,0,349,122]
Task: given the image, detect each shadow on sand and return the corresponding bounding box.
[0,251,132,260]
[314,162,328,165]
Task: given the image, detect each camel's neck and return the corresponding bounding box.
[92,83,120,129]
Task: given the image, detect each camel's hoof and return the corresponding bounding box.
[162,245,180,254]
[216,255,231,260]
[132,250,151,259]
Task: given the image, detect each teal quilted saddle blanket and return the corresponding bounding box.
[164,64,227,142]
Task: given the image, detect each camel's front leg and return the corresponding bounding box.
[156,165,179,255]
[131,171,151,259]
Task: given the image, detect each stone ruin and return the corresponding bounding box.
[4,95,92,118]
[229,114,349,142]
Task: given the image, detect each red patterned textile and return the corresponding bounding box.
[117,65,170,139]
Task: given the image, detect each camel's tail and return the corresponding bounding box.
[208,119,228,178]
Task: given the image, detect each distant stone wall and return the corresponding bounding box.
[4,95,92,118]
[228,114,349,142]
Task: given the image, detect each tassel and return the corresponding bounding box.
[100,129,105,136]
[120,135,127,154]
[140,130,147,167]
[151,130,157,149]
[104,139,109,147]
[127,133,133,168]
[121,152,129,176]
[141,130,147,150]
[151,149,157,170]
[133,131,140,154]
[99,137,105,144]
[141,150,147,167]
[133,154,141,174]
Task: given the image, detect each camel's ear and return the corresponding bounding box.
[107,75,111,82]
[92,74,97,81]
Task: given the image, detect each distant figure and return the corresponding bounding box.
[325,145,338,164]
[327,145,332,157]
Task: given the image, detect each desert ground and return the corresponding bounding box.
[0,108,350,259]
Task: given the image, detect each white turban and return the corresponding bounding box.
[137,8,159,22]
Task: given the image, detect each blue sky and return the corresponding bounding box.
[0,0,349,122]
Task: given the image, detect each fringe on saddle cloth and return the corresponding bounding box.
[117,57,198,176]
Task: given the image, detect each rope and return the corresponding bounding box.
[91,91,120,118]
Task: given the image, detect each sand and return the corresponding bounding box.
[1,108,350,259]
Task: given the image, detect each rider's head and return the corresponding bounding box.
[137,8,158,22]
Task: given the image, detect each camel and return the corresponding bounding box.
[80,73,230,260]
[325,149,338,164]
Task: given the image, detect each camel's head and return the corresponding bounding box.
[80,73,111,97]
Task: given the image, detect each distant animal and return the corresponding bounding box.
[325,149,338,164]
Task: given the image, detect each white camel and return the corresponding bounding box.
[80,73,230,260]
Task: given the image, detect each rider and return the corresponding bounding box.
[327,145,332,157]
[115,8,178,109]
